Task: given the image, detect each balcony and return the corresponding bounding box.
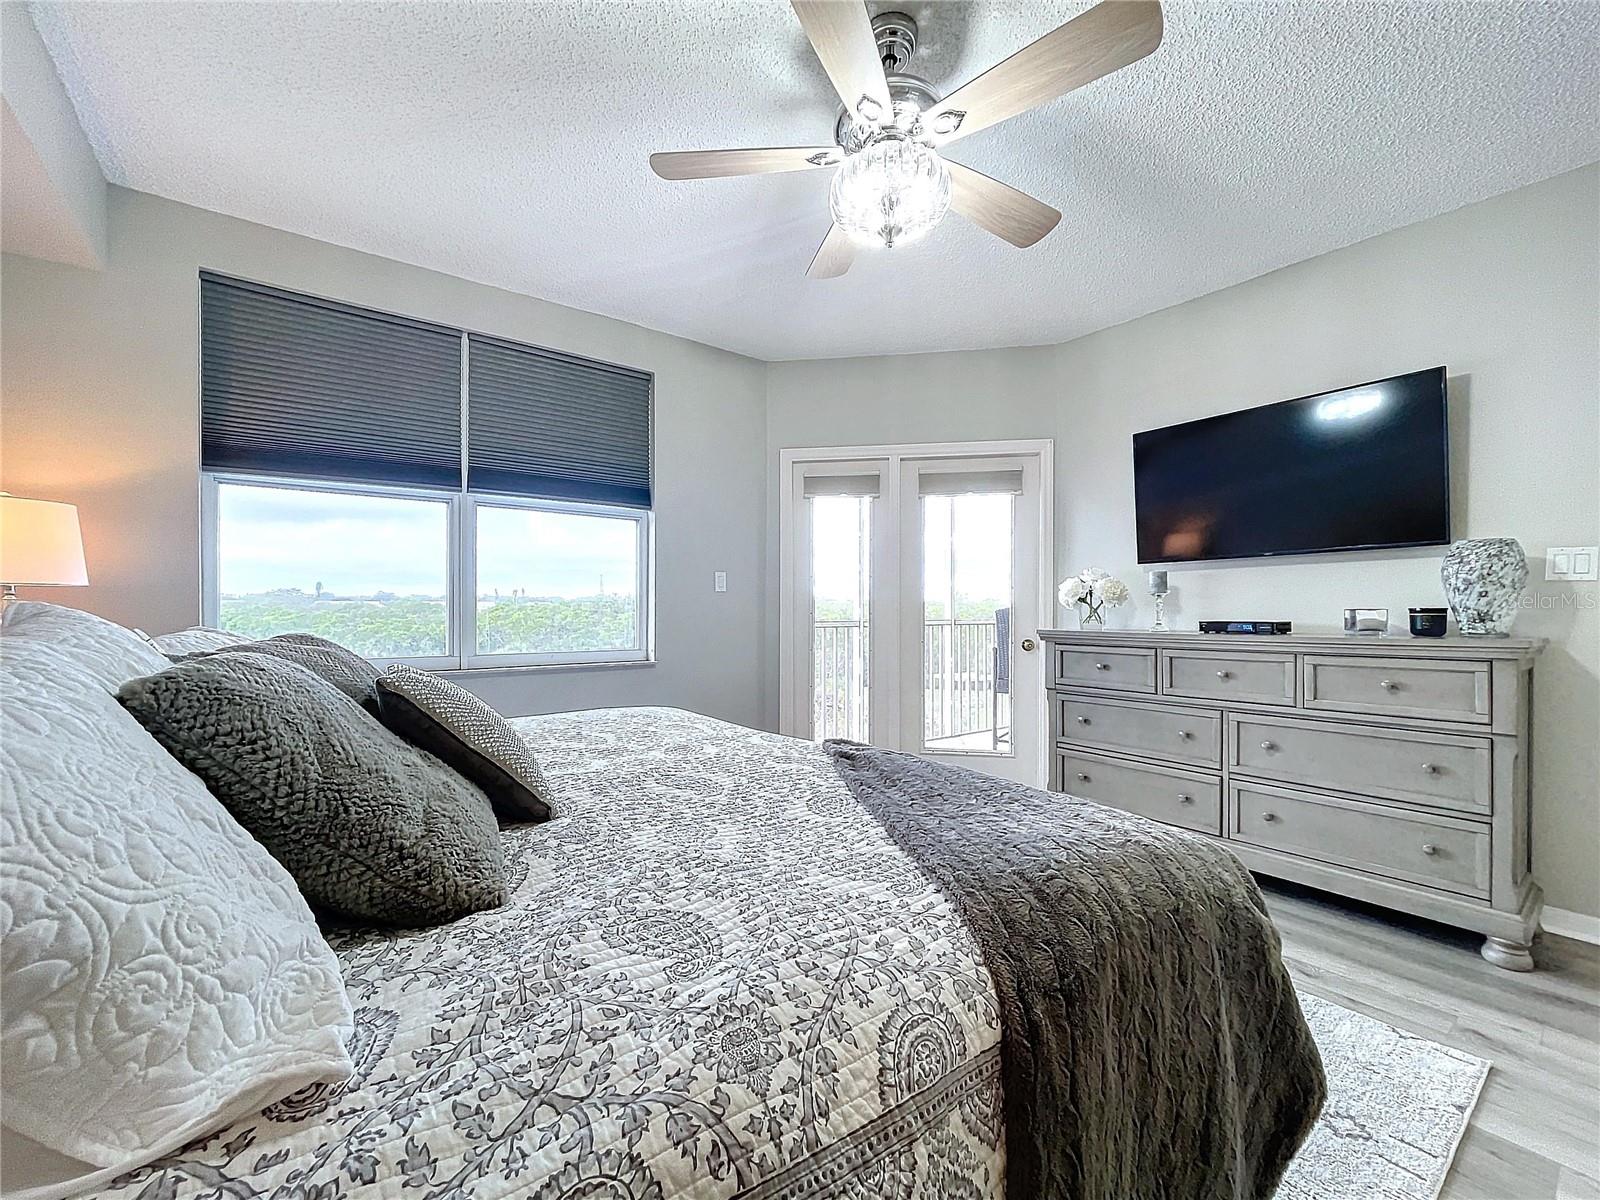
[812,617,1011,752]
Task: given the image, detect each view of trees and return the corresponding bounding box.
[220,588,636,657]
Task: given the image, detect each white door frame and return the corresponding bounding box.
[778,438,1055,785]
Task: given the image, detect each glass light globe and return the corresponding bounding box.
[829,134,952,250]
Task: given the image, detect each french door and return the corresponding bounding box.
[780,441,1052,785]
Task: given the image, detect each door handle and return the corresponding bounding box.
[1020,638,1036,652]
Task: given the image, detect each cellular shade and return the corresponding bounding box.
[802,473,881,498]
[200,273,462,488]
[467,335,653,508]
[918,469,1024,496]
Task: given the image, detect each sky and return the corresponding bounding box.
[809,493,1012,612]
[218,483,637,598]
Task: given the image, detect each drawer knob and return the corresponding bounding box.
[1260,740,1277,752]
[1216,670,1232,680]
[1075,772,1091,782]
[1422,843,1438,856]
[1177,793,1194,805]
[1177,730,1192,740]
[1262,811,1279,822]
[1076,715,1091,725]
[1421,762,1439,775]
[1380,678,1399,691]
[1094,662,1111,671]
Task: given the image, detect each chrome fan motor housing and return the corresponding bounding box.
[832,11,941,152]
[834,74,942,152]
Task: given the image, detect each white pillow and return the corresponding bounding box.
[0,600,169,687]
[149,625,253,657]
[0,610,354,1195]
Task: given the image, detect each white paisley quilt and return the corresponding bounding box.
[96,708,1005,1200]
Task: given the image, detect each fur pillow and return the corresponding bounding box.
[183,633,382,713]
[118,653,506,926]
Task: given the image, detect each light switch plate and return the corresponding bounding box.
[714,571,727,593]
[1545,546,1598,581]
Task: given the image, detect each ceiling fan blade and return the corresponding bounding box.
[947,162,1062,248]
[807,224,855,279]
[791,0,894,127]
[926,0,1163,147]
[650,146,841,180]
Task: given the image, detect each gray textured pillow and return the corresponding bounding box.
[117,652,506,926]
[376,664,553,824]
[183,633,381,713]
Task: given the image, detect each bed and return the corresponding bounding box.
[92,706,1321,1199]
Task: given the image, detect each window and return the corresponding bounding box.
[474,502,646,662]
[215,481,451,661]
[200,274,653,669]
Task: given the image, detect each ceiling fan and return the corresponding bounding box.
[650,0,1164,279]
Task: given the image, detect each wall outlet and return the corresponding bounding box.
[1545,547,1598,581]
[714,571,727,593]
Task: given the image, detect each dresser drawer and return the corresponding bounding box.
[1053,645,1156,693]
[1161,649,1297,706]
[1303,655,1491,724]
[1231,782,1490,899]
[1057,750,1221,834]
[1230,714,1491,816]
[1056,695,1221,768]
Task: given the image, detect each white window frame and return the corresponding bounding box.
[462,493,652,669]
[202,471,653,671]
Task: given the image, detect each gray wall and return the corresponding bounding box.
[0,187,769,723]
[3,169,1594,918]
[766,165,1600,919]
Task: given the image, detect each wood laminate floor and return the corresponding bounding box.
[1262,880,1600,1200]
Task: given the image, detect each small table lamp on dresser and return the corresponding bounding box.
[0,492,88,614]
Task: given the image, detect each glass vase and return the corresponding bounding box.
[1078,599,1106,629]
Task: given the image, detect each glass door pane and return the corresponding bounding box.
[810,495,871,741]
[921,492,1014,754]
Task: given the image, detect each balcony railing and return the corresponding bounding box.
[923,619,1008,748]
[813,619,869,742]
[812,617,1010,750]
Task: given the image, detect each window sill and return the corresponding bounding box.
[433,658,656,678]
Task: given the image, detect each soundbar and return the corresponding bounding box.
[1199,620,1293,635]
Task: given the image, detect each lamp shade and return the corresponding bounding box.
[0,493,88,586]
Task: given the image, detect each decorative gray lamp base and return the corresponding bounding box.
[1150,592,1169,632]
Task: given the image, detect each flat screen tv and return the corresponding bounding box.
[1133,367,1450,564]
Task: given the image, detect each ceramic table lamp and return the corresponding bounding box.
[0,492,88,612]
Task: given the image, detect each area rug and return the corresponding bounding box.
[1279,991,1490,1200]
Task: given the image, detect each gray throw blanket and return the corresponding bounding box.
[826,741,1325,1200]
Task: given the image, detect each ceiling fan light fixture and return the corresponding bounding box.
[828,134,951,250]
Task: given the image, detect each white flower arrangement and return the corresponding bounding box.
[1058,567,1129,626]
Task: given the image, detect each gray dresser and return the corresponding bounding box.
[1040,629,1545,970]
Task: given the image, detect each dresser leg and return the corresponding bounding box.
[1481,936,1535,972]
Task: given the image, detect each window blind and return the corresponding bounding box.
[918,469,1024,496]
[801,473,881,498]
[466,335,653,508]
[200,273,462,488]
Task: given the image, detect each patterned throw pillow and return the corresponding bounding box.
[118,653,506,926]
[186,633,382,713]
[376,664,553,824]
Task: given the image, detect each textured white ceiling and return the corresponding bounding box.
[29,0,1600,361]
